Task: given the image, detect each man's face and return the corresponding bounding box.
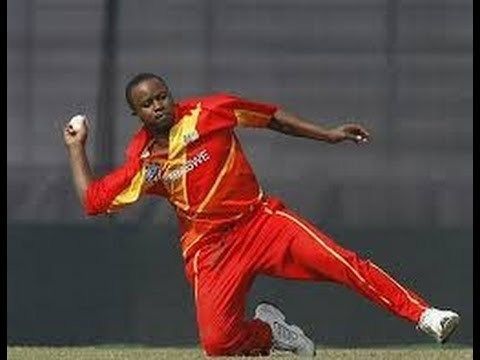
[130,78,175,135]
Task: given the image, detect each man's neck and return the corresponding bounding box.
[153,133,169,142]
[146,126,170,143]
[150,134,168,151]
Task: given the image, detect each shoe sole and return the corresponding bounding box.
[440,315,461,344]
[256,301,316,356]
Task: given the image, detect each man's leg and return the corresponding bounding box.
[254,198,428,323]
[251,197,459,343]
[185,240,272,356]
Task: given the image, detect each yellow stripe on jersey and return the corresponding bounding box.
[110,166,146,208]
[196,133,236,213]
[165,102,202,211]
[234,109,271,128]
[169,102,202,158]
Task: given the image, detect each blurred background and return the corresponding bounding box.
[8,0,472,347]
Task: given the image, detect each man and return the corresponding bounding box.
[63,73,460,356]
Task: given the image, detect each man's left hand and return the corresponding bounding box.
[327,124,370,144]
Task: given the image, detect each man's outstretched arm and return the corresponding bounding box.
[269,109,370,144]
[63,120,94,207]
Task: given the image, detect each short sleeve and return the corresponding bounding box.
[217,93,279,128]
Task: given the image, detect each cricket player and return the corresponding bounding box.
[63,73,460,356]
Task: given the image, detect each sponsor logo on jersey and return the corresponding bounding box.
[163,149,210,182]
[145,163,161,183]
[183,130,199,145]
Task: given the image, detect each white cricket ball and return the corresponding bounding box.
[356,135,368,143]
[68,114,87,131]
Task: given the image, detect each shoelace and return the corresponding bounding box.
[439,317,449,331]
[273,321,299,343]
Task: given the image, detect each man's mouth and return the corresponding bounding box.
[155,113,172,121]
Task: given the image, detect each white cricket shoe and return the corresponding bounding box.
[417,307,460,343]
[254,302,316,356]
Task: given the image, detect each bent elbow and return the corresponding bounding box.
[82,185,108,216]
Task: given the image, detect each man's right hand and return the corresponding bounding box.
[63,119,89,148]
[63,117,94,208]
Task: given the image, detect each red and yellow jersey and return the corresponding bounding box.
[85,93,278,258]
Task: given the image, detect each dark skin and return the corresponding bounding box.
[63,77,370,206]
[129,78,175,141]
[128,78,370,149]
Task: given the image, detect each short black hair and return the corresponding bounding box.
[125,73,167,110]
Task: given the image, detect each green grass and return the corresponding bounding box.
[6,345,473,359]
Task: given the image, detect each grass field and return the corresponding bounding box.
[6,345,473,359]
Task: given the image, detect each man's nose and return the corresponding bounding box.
[153,100,164,112]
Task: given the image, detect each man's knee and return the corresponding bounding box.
[204,340,269,357]
[202,330,238,356]
[201,322,271,356]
